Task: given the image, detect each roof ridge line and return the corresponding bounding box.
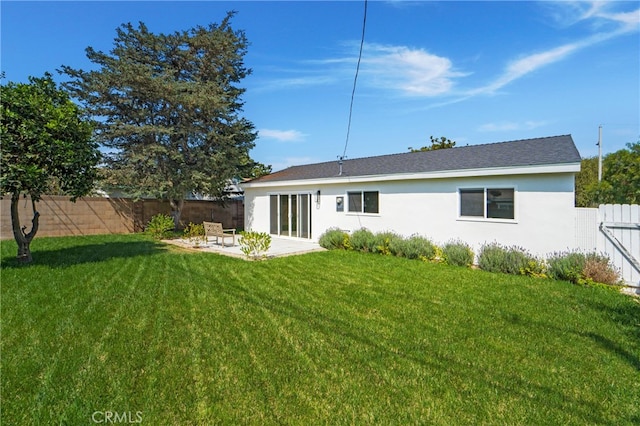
[301,134,573,166]
[271,134,574,172]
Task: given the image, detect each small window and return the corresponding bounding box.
[347,191,379,214]
[487,188,514,219]
[460,188,514,220]
[364,191,379,213]
[348,192,362,212]
[460,189,484,217]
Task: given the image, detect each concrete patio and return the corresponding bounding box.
[164,236,325,259]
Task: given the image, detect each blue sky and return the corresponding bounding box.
[2,1,639,171]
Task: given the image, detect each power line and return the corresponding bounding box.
[341,0,368,161]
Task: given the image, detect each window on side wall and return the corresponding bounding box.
[347,191,379,214]
[459,188,514,220]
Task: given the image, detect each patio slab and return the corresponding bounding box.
[164,236,325,259]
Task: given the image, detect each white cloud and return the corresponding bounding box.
[477,121,548,133]
[253,75,337,92]
[255,1,637,103]
[259,128,308,143]
[544,1,606,27]
[608,9,640,30]
[547,1,639,31]
[362,43,468,96]
[468,2,638,97]
[470,43,580,96]
[259,42,466,98]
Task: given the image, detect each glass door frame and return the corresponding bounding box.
[269,192,312,239]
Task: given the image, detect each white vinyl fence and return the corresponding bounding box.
[576,204,640,290]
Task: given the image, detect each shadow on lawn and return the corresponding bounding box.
[1,240,168,269]
[212,276,623,424]
[582,299,640,372]
[582,331,640,371]
[502,298,640,373]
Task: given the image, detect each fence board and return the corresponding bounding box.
[598,204,639,287]
[575,207,598,252]
[1,196,244,239]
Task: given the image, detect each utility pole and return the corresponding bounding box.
[597,125,603,182]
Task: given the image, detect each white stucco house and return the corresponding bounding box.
[242,135,582,257]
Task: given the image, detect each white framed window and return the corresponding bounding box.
[459,187,515,220]
[347,191,379,214]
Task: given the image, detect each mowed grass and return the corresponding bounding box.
[1,234,639,425]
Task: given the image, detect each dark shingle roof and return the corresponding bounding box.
[251,135,581,183]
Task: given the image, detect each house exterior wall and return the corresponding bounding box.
[244,172,577,257]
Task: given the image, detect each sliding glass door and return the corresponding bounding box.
[299,194,310,239]
[269,195,279,235]
[269,193,312,239]
[279,194,289,234]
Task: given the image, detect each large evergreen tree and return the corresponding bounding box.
[61,12,258,227]
[1,73,100,262]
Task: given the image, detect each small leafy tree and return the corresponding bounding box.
[239,231,271,260]
[602,141,639,204]
[1,73,100,263]
[145,213,175,240]
[574,141,640,207]
[183,222,206,246]
[409,136,456,152]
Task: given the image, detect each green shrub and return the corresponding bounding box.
[478,243,508,273]
[546,251,586,284]
[318,228,350,250]
[393,235,437,260]
[504,247,543,276]
[239,231,272,260]
[373,231,403,256]
[546,251,620,286]
[519,259,547,278]
[183,222,206,246]
[442,240,474,267]
[478,243,543,276]
[145,213,175,240]
[350,228,377,252]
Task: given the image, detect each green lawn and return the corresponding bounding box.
[2,234,639,425]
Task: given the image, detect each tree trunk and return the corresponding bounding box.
[10,193,40,263]
[169,198,185,230]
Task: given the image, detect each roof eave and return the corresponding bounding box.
[241,162,581,189]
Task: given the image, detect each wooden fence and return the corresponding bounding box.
[576,204,640,289]
[0,195,244,240]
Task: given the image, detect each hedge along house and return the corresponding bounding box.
[242,135,582,257]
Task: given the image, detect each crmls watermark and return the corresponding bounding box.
[91,411,143,424]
